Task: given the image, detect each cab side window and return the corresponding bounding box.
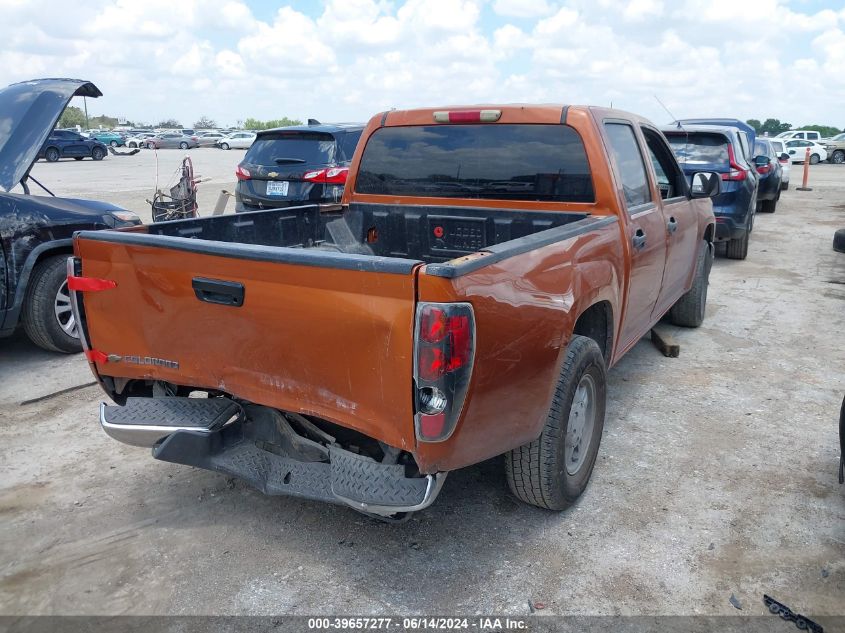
[641,127,686,200]
[604,122,652,210]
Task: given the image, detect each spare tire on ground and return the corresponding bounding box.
[835,228,845,253]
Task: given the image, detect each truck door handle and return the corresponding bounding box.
[192,277,245,307]
[667,217,678,234]
[632,229,647,250]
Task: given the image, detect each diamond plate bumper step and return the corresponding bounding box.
[100,398,446,516]
[100,397,242,447]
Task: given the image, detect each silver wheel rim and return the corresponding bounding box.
[54,280,79,338]
[565,373,596,475]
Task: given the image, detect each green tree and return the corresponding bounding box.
[243,116,302,130]
[58,105,86,128]
[746,119,762,133]
[194,115,216,129]
[759,119,792,135]
[798,124,842,138]
[157,118,182,128]
[89,114,119,129]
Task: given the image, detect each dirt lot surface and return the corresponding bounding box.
[1,158,843,618]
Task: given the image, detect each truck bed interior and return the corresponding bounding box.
[143,202,591,264]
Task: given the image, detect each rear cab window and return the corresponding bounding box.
[665,133,730,170]
[355,124,594,202]
[246,131,337,167]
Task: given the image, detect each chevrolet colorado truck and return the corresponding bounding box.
[71,105,718,518]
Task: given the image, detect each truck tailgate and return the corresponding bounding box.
[74,231,422,451]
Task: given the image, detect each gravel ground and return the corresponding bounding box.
[0,159,843,619]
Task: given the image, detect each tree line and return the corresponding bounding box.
[746,118,842,138]
[58,106,302,131]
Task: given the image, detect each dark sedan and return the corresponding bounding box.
[39,129,107,162]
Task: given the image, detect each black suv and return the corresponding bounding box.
[39,129,108,162]
[0,78,140,353]
[235,122,364,212]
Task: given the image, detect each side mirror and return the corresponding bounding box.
[780,153,790,161]
[690,172,720,198]
[754,155,770,167]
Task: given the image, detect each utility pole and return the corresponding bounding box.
[83,96,89,129]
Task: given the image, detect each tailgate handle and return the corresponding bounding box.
[192,278,245,307]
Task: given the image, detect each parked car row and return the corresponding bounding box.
[663,118,785,260]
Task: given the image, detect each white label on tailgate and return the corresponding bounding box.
[266,181,289,196]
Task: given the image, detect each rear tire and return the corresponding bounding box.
[45,147,60,162]
[147,142,156,149]
[668,239,712,327]
[220,142,230,150]
[810,153,820,165]
[22,255,82,353]
[761,196,777,213]
[832,150,845,165]
[179,141,188,149]
[834,228,845,254]
[92,146,105,161]
[109,140,119,147]
[781,181,789,190]
[505,335,607,510]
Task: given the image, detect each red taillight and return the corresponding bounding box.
[721,144,747,181]
[756,164,771,175]
[303,167,348,184]
[235,165,251,181]
[414,302,475,442]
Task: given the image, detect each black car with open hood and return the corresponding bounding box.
[0,78,140,352]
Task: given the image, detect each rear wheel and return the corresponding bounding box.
[147,142,156,149]
[220,142,230,150]
[669,239,712,327]
[505,335,607,510]
[832,150,845,165]
[834,229,845,254]
[726,219,750,260]
[22,255,81,353]
[761,190,779,213]
[128,141,137,148]
[45,147,60,162]
[179,141,189,149]
[109,140,119,147]
[810,153,821,165]
[92,146,105,161]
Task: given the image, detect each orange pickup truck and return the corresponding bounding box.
[71,105,718,519]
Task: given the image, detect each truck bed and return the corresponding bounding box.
[141,203,591,267]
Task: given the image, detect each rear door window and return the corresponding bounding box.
[356,124,594,202]
[604,122,652,209]
[246,132,337,167]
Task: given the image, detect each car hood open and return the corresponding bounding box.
[0,78,102,192]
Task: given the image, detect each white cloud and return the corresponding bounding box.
[623,0,663,21]
[0,0,842,129]
[492,0,556,18]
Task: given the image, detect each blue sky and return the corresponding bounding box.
[1,0,843,129]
